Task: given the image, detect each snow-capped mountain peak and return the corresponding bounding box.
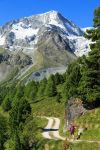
[0,11,91,56]
[0,11,92,83]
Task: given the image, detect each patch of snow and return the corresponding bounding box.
[12,23,39,39]
[0,35,5,45]
[49,19,66,31]
[34,10,58,18]
[67,36,91,57]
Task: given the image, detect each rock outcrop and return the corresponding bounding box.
[65,98,87,125]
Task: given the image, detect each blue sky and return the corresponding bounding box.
[0,0,99,27]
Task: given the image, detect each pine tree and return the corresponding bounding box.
[94,7,100,27]
[37,78,47,97]
[24,81,38,100]
[15,85,25,99]
[2,96,12,111]
[78,7,100,103]
[45,75,57,97]
[64,61,81,99]
[0,114,7,150]
[54,73,61,85]
[10,98,31,150]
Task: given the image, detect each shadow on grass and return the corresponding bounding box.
[42,128,58,132]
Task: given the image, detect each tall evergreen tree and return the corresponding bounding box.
[10,98,31,150]
[0,114,8,150]
[2,96,12,111]
[37,78,47,97]
[45,75,57,97]
[78,7,100,103]
[24,81,38,100]
[54,73,64,85]
[54,73,61,85]
[64,61,81,99]
[15,85,25,99]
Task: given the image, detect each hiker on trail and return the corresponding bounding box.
[69,123,76,139]
[77,126,87,139]
[77,127,84,139]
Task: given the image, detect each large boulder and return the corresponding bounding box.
[65,97,87,125]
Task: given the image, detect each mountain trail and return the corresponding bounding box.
[42,116,100,144]
[42,116,65,140]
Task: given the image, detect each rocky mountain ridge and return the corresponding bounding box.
[0,11,91,83]
[0,11,91,56]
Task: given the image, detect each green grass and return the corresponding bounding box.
[37,139,64,150]
[74,108,100,141]
[0,106,9,118]
[69,142,100,150]
[32,96,65,118]
[34,117,48,140]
